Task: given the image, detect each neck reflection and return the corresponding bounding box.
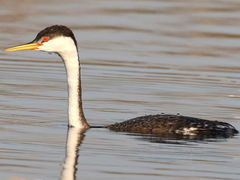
[61,127,87,180]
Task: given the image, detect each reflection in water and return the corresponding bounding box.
[61,128,86,180]
[129,132,231,145]
[60,126,233,180]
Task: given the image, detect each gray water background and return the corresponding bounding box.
[0,0,240,179]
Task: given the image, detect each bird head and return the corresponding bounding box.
[5,25,78,54]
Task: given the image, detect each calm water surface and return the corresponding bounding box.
[0,0,240,179]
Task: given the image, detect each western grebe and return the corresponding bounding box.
[5,25,238,137]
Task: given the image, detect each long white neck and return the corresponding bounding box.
[57,38,89,129]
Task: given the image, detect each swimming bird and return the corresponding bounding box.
[5,25,238,137]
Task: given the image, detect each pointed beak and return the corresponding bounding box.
[4,42,41,52]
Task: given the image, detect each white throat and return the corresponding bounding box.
[39,37,89,129]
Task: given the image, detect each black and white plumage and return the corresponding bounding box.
[5,25,238,137]
[108,114,238,137]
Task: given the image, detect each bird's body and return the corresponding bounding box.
[5,25,238,137]
[108,114,238,137]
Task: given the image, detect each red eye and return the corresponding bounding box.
[42,36,49,42]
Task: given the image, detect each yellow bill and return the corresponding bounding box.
[4,42,40,52]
